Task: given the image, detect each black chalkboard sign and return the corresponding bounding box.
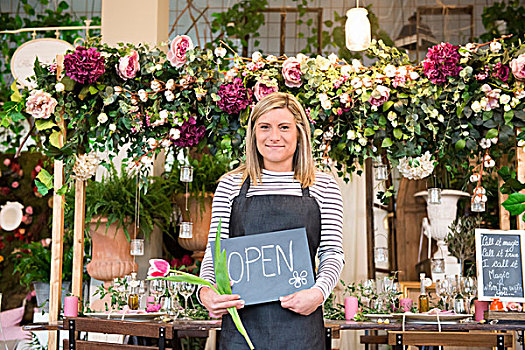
[475,229,525,302]
[211,227,315,306]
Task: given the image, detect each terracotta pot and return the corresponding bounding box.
[86,217,137,281]
[173,193,213,260]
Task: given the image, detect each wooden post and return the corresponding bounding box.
[498,156,510,230]
[72,179,86,308]
[517,139,525,230]
[48,55,65,350]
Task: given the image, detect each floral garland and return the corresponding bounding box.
[2,35,525,204]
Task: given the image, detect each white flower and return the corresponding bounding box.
[358,138,367,146]
[97,112,108,124]
[155,64,162,71]
[387,111,397,121]
[397,151,434,180]
[347,130,357,140]
[462,131,469,137]
[328,53,338,64]
[109,124,116,132]
[480,138,491,149]
[321,98,332,110]
[409,71,419,80]
[214,47,226,58]
[151,80,162,92]
[354,144,362,152]
[351,59,363,70]
[340,93,350,105]
[465,43,477,51]
[169,128,180,140]
[138,89,148,102]
[266,55,277,63]
[483,155,495,168]
[252,51,263,62]
[383,64,396,78]
[318,93,329,103]
[161,139,171,148]
[470,173,481,182]
[362,76,372,88]
[159,109,169,122]
[72,153,100,181]
[296,53,309,62]
[511,97,520,107]
[490,41,502,53]
[164,90,174,101]
[55,82,65,92]
[516,89,525,99]
[166,79,175,90]
[518,140,525,147]
[350,77,362,89]
[504,104,511,112]
[491,138,498,145]
[316,56,331,71]
[500,94,511,105]
[147,138,157,148]
[340,65,353,77]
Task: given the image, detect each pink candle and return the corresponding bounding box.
[64,296,78,317]
[345,296,359,320]
[399,298,413,312]
[474,300,490,321]
[147,296,155,305]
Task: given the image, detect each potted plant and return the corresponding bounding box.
[167,152,230,260]
[84,165,171,281]
[11,239,73,312]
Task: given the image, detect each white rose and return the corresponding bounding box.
[351,59,363,70]
[500,94,511,105]
[97,112,108,124]
[490,41,502,52]
[252,51,263,62]
[383,64,396,78]
[109,124,116,132]
[55,82,65,92]
[214,47,226,58]
[318,93,328,103]
[328,53,338,64]
[169,128,180,140]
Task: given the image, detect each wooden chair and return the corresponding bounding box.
[388,331,513,350]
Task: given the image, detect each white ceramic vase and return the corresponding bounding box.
[415,189,469,280]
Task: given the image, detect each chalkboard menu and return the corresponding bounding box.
[475,229,525,302]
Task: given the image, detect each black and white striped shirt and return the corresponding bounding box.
[199,169,345,300]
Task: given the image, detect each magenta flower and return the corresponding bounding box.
[422,42,462,85]
[117,50,140,80]
[217,78,253,114]
[64,46,105,84]
[147,259,170,278]
[282,57,302,88]
[492,62,509,82]
[511,54,525,81]
[172,116,205,147]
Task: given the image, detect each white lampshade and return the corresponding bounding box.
[345,8,371,51]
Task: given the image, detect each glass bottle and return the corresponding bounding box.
[127,272,139,310]
[418,273,430,313]
[453,275,466,314]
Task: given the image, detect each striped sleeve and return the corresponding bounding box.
[198,174,240,287]
[310,173,345,301]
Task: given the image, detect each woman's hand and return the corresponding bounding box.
[199,286,245,317]
[279,288,324,315]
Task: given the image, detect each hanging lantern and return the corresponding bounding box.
[180,165,194,183]
[179,221,193,239]
[427,187,442,205]
[374,162,388,181]
[345,1,371,51]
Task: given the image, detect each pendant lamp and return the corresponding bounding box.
[345,0,371,51]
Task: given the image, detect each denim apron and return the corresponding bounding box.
[219,178,324,350]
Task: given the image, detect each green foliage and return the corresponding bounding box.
[11,240,73,288]
[479,1,525,44]
[84,165,171,240]
[445,215,481,276]
[93,277,128,311]
[322,293,345,320]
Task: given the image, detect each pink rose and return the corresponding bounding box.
[11,181,19,189]
[282,57,302,88]
[511,54,525,81]
[147,258,170,277]
[25,206,33,215]
[253,80,278,101]
[369,85,390,106]
[25,89,58,119]
[116,50,140,80]
[167,35,194,68]
[3,159,11,166]
[35,165,42,173]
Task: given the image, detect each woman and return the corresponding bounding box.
[199,92,344,349]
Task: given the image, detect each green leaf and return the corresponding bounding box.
[393,128,402,139]
[382,101,394,112]
[34,179,50,196]
[455,139,466,151]
[502,193,525,216]
[49,131,62,148]
[61,76,76,91]
[56,184,68,196]
[89,86,98,95]
[35,119,57,131]
[486,128,498,139]
[37,169,53,189]
[381,138,393,148]
[504,110,514,124]
[10,81,21,102]
[364,128,375,136]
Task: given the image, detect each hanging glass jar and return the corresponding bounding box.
[180,165,194,183]
[427,187,442,205]
[179,221,193,239]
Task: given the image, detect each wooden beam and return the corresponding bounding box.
[365,158,375,279]
[518,138,525,230]
[498,155,510,230]
[72,179,86,308]
[48,54,65,350]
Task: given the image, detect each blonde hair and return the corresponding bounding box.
[225,92,316,187]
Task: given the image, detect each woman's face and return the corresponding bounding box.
[255,108,298,172]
